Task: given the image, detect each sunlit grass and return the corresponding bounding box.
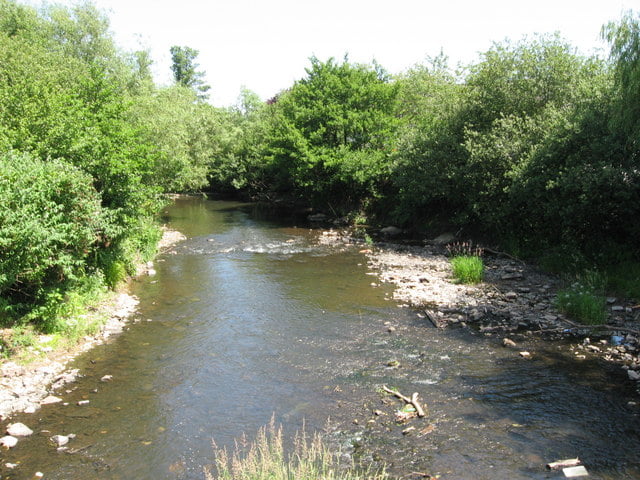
[205,419,388,480]
[450,255,484,284]
[556,271,607,325]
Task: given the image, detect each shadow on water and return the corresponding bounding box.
[1,198,640,480]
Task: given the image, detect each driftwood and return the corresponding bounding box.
[546,458,581,470]
[558,317,640,337]
[423,309,444,329]
[483,246,526,265]
[382,385,427,417]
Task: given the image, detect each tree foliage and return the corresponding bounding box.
[170,45,211,100]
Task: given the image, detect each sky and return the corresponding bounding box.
[28,0,640,107]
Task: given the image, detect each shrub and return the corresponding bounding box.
[451,256,484,284]
[0,152,105,324]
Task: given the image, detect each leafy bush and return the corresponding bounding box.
[0,152,105,324]
[450,256,484,284]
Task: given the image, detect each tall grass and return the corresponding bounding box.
[450,256,484,284]
[556,271,607,325]
[205,420,388,480]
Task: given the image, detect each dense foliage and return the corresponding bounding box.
[0,0,223,329]
[1,0,639,333]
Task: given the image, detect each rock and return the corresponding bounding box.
[101,375,113,382]
[51,434,69,447]
[77,400,90,406]
[380,226,402,237]
[0,436,18,448]
[503,338,517,348]
[606,297,617,304]
[5,463,17,469]
[23,405,37,414]
[519,351,531,358]
[308,213,327,222]
[612,306,625,312]
[627,370,640,381]
[433,232,455,245]
[7,423,33,437]
[41,396,63,405]
[505,291,518,300]
[1,362,25,377]
[387,326,396,333]
[501,273,524,280]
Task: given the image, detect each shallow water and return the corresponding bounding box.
[2,198,640,480]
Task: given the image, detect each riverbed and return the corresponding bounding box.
[1,198,639,480]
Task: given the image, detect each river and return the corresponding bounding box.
[2,197,640,479]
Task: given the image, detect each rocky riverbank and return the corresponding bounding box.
[363,238,640,392]
[0,227,186,423]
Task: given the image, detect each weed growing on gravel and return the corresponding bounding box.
[205,419,388,480]
[556,271,607,325]
[450,255,484,284]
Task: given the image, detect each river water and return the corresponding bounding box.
[2,198,640,479]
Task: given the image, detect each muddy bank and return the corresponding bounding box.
[0,228,185,422]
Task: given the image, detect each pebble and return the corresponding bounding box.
[77,400,90,406]
[503,338,517,348]
[41,395,63,405]
[387,326,396,333]
[5,463,17,469]
[1,435,18,448]
[7,422,33,437]
[100,375,113,382]
[519,351,531,358]
[627,370,640,381]
[51,434,70,447]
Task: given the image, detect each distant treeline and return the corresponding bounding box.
[0,0,638,329]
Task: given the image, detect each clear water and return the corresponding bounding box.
[2,198,639,480]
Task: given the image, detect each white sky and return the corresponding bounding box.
[28,0,640,106]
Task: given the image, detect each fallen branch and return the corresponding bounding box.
[558,317,640,337]
[382,385,427,417]
[546,458,581,470]
[423,309,444,329]
[482,247,526,265]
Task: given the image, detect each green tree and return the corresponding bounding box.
[170,45,210,100]
[264,56,399,210]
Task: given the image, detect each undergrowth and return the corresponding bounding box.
[556,271,607,325]
[205,419,388,480]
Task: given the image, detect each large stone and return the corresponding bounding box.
[380,226,403,237]
[433,232,455,245]
[6,423,33,437]
[51,435,69,447]
[308,213,327,222]
[41,396,63,405]
[0,436,18,448]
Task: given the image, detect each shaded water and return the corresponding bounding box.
[2,198,640,479]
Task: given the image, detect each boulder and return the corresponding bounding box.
[308,213,327,222]
[6,423,33,437]
[0,436,18,448]
[432,232,455,245]
[380,226,402,237]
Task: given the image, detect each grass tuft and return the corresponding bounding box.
[450,255,484,284]
[556,271,607,325]
[205,419,388,480]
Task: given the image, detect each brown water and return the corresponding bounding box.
[2,198,640,480]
